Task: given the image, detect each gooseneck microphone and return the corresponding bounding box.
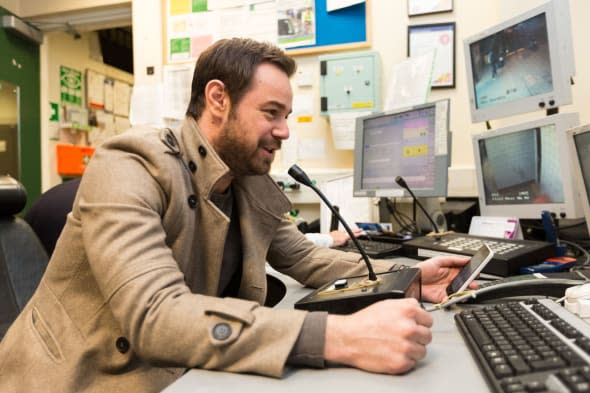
[395,176,441,237]
[288,164,422,314]
[289,164,377,281]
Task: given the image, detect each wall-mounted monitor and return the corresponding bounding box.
[472,113,582,219]
[566,124,590,235]
[353,99,450,198]
[463,0,575,123]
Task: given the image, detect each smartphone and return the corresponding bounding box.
[446,244,495,295]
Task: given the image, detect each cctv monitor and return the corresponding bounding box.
[463,0,575,123]
[352,99,450,199]
[472,112,582,219]
[566,124,590,236]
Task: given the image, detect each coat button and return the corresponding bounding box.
[116,337,130,354]
[212,323,232,341]
[165,134,175,146]
[188,161,197,172]
[187,194,197,208]
[198,145,207,157]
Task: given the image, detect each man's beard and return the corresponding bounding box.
[215,115,281,176]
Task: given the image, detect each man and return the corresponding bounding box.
[0,38,469,392]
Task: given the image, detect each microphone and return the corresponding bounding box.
[288,165,377,281]
[395,176,442,238]
[288,164,422,314]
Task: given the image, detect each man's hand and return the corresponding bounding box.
[324,298,433,374]
[416,255,472,303]
[329,229,363,247]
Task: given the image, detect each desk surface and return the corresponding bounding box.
[163,258,491,393]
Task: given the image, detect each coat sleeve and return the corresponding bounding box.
[266,219,396,289]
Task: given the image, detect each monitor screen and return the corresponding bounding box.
[566,124,590,235]
[473,113,582,219]
[353,99,450,198]
[463,0,574,123]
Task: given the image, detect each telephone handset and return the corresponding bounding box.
[435,270,589,309]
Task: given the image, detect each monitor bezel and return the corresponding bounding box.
[566,124,590,235]
[472,112,582,219]
[463,0,575,123]
[352,99,450,199]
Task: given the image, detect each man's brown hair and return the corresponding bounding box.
[186,38,296,120]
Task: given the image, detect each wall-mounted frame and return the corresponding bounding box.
[162,0,371,63]
[408,22,455,88]
[407,0,453,17]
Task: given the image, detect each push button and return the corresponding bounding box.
[198,146,207,157]
[116,337,130,354]
[212,323,232,341]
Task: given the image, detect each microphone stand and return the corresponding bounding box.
[287,164,422,314]
[395,176,442,240]
[288,165,377,281]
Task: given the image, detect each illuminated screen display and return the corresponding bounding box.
[469,13,552,111]
[573,131,590,204]
[477,123,564,206]
[360,105,437,191]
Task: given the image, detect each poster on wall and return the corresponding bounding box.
[277,0,316,49]
[60,65,83,106]
[408,22,455,88]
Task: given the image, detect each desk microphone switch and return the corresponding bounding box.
[294,268,421,314]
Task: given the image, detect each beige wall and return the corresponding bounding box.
[132,0,590,199]
[0,0,19,14]
[16,0,128,17]
[4,0,590,195]
[40,31,134,189]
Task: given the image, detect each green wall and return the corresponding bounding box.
[0,7,41,212]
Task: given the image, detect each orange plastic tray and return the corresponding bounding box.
[56,144,95,176]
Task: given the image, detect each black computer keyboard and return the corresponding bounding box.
[455,299,590,393]
[402,233,555,276]
[335,238,402,259]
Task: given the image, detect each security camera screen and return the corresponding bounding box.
[469,12,552,110]
[574,131,590,202]
[478,124,564,205]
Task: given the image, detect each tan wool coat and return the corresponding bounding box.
[0,118,393,392]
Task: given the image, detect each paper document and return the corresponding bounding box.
[385,51,434,111]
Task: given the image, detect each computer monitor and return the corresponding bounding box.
[463,0,575,123]
[352,99,450,198]
[472,112,582,219]
[566,124,590,235]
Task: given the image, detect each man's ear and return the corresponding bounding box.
[205,80,229,119]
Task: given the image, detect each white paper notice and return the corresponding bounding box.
[326,0,364,12]
[329,111,371,150]
[320,175,373,232]
[298,138,325,159]
[129,84,165,127]
[385,50,434,111]
[162,63,194,120]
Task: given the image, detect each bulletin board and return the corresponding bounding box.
[163,0,371,63]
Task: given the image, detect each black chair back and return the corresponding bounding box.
[0,175,48,339]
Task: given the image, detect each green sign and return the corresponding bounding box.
[49,102,59,122]
[192,0,207,12]
[60,65,82,106]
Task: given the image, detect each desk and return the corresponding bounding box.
[163,259,491,393]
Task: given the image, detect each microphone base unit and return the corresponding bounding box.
[294,268,421,314]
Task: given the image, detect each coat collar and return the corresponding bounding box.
[160,116,292,217]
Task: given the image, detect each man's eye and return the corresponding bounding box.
[264,109,278,117]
